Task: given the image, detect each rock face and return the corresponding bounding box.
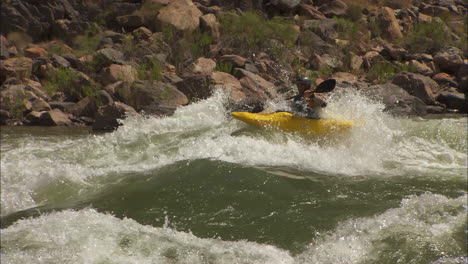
[184,57,216,77]
[318,0,348,17]
[0,57,33,83]
[115,80,189,116]
[437,91,467,112]
[433,47,465,73]
[0,0,80,41]
[362,83,427,116]
[157,0,202,31]
[378,7,403,40]
[101,64,138,85]
[200,14,220,41]
[93,102,138,131]
[27,109,72,126]
[392,72,441,105]
[210,71,246,103]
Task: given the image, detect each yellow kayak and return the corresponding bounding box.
[231,112,354,135]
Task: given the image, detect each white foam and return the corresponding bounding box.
[297,193,467,264]
[1,209,294,264]
[1,89,466,215]
[2,193,465,264]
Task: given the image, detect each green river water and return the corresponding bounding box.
[1,90,466,263]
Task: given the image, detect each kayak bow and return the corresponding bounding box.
[231,112,354,135]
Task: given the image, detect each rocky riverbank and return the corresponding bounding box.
[1,0,466,131]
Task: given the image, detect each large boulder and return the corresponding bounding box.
[100,64,138,85]
[157,0,202,31]
[183,57,216,77]
[234,69,277,100]
[270,0,301,11]
[115,80,188,116]
[318,0,348,17]
[298,4,326,20]
[437,91,467,112]
[362,83,427,116]
[116,14,146,31]
[210,71,246,103]
[0,0,81,41]
[302,19,339,42]
[219,55,248,68]
[24,47,47,58]
[95,48,126,67]
[200,14,220,41]
[433,47,465,74]
[92,102,138,131]
[0,57,33,83]
[27,109,72,126]
[377,7,403,40]
[391,72,441,105]
[68,97,97,118]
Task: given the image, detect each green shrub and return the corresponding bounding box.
[346,3,363,21]
[214,61,233,74]
[404,20,452,53]
[73,23,103,55]
[219,11,297,55]
[137,61,162,80]
[366,60,396,83]
[190,28,213,59]
[334,17,361,43]
[44,68,100,100]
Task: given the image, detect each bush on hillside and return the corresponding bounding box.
[403,20,452,53]
[44,67,100,100]
[219,11,298,56]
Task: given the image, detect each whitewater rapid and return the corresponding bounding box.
[2,193,465,264]
[1,89,466,216]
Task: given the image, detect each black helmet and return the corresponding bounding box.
[297,77,312,85]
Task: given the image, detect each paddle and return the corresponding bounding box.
[312,79,336,93]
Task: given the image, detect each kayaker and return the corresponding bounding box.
[288,77,328,119]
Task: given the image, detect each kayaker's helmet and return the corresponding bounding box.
[297,77,312,85]
[296,77,312,93]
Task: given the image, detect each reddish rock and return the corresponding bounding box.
[24,47,47,58]
[157,0,202,31]
[432,72,457,87]
[392,72,441,105]
[378,7,403,40]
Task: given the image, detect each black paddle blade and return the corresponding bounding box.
[313,79,336,93]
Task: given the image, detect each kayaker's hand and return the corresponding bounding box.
[307,93,327,108]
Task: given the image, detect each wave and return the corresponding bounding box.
[1,89,466,215]
[2,193,465,264]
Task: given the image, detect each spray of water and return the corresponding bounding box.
[1,89,466,215]
[2,193,465,264]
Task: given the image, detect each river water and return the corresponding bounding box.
[1,90,466,264]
